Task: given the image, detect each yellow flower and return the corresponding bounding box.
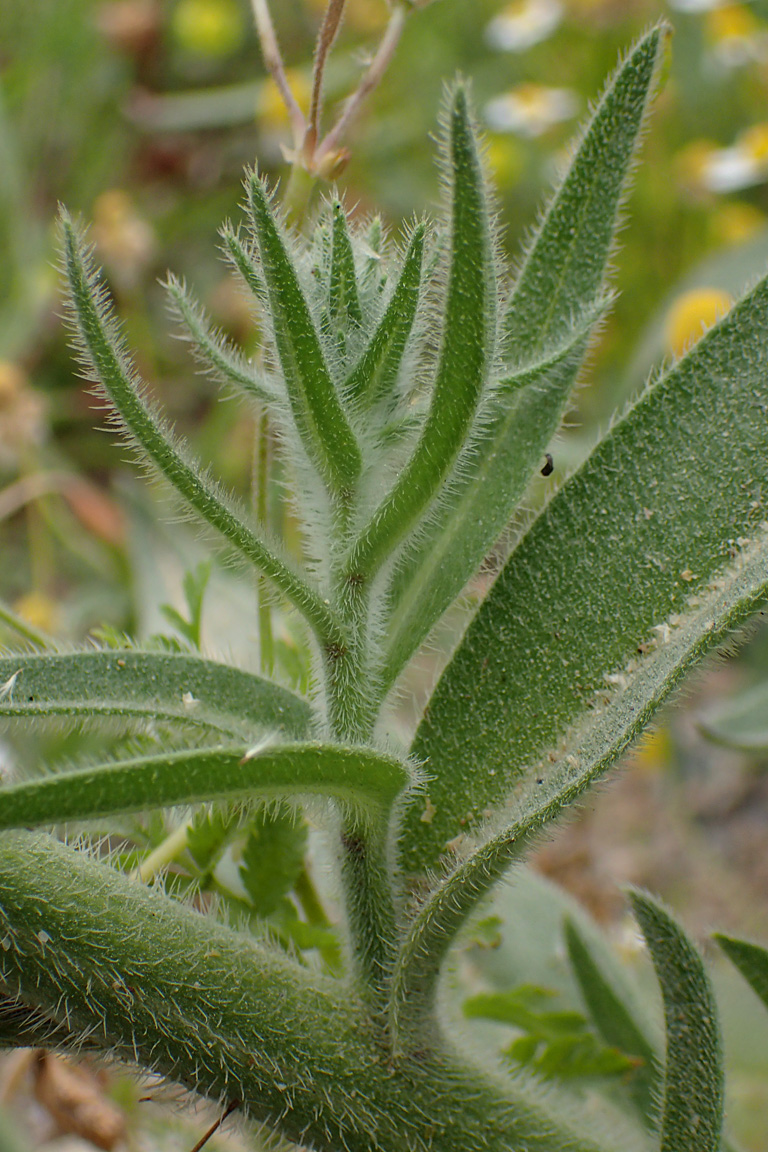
[710,200,766,245]
[171,0,245,57]
[483,83,578,138]
[256,70,312,129]
[664,287,734,359]
[13,592,60,636]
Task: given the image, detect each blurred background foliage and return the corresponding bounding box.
[6,1,768,1149]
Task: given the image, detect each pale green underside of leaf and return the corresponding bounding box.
[698,679,768,750]
[403,265,768,874]
[392,537,768,1016]
[381,28,663,694]
[630,892,724,1152]
[0,742,412,830]
[564,917,659,1119]
[0,649,311,739]
[715,934,768,1011]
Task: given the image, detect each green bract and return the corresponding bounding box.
[2,23,768,1152]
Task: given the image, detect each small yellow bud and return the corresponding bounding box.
[664,287,734,359]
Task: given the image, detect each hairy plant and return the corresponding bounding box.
[2,21,768,1152]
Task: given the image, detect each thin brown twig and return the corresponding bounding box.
[306,0,348,156]
[250,0,306,146]
[188,1099,240,1152]
[315,2,408,167]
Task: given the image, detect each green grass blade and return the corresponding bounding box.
[630,892,724,1152]
[0,742,412,830]
[344,85,495,585]
[715,934,768,1010]
[0,649,311,738]
[404,264,768,873]
[60,214,344,649]
[391,532,768,1024]
[564,917,660,1118]
[380,27,665,693]
[344,223,426,409]
[381,304,603,692]
[698,680,768,751]
[165,274,280,407]
[329,201,363,334]
[246,175,362,496]
[501,25,666,361]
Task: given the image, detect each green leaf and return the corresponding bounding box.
[165,274,279,407]
[380,26,664,695]
[630,891,724,1152]
[564,916,659,1116]
[221,224,267,302]
[715,933,768,1010]
[391,536,768,1025]
[0,649,310,739]
[239,807,307,917]
[344,84,495,585]
[344,223,426,409]
[404,260,768,874]
[381,304,602,690]
[246,175,362,497]
[698,678,768,751]
[329,201,363,336]
[0,742,413,830]
[186,804,243,873]
[61,214,343,648]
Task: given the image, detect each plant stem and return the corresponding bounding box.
[250,0,306,147]
[294,866,343,975]
[135,821,190,883]
[255,411,274,678]
[0,600,52,649]
[305,0,347,160]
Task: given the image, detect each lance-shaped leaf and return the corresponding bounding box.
[715,934,768,1010]
[61,214,344,649]
[329,201,362,335]
[379,28,664,694]
[343,85,495,585]
[564,917,660,1118]
[344,223,427,409]
[391,534,768,1028]
[246,176,362,496]
[165,274,280,408]
[403,262,768,874]
[0,649,311,739]
[221,224,267,302]
[631,892,724,1152]
[0,742,413,830]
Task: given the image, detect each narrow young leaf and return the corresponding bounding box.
[715,934,768,1010]
[344,84,495,584]
[221,224,267,302]
[61,214,344,648]
[380,29,664,695]
[165,274,280,407]
[404,264,768,873]
[0,649,310,738]
[246,176,362,496]
[344,223,426,408]
[329,201,363,335]
[381,303,602,690]
[564,917,660,1117]
[391,534,768,1024]
[630,892,724,1152]
[0,742,413,830]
